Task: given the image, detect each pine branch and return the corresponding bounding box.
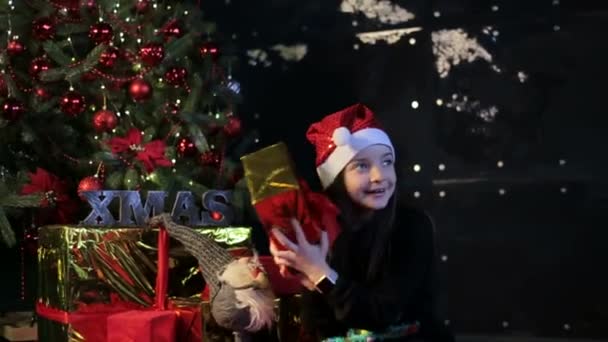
[0,194,42,208]
[43,41,72,66]
[0,208,16,247]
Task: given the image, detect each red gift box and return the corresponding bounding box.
[254,179,341,251]
[107,310,176,342]
[105,228,201,342]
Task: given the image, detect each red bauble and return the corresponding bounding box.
[32,18,56,40]
[139,43,164,66]
[161,19,183,40]
[200,150,221,167]
[99,46,120,68]
[35,87,51,100]
[135,0,150,12]
[60,91,86,117]
[176,138,197,157]
[164,67,187,87]
[7,40,25,56]
[2,98,26,122]
[210,211,223,221]
[29,57,51,79]
[89,23,114,44]
[77,176,102,200]
[223,116,242,137]
[128,78,152,101]
[199,41,220,59]
[92,109,118,132]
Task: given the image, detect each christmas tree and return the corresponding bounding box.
[0,0,257,246]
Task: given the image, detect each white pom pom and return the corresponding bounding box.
[332,127,351,146]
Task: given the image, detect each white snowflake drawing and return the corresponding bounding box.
[431,29,493,78]
[356,27,422,45]
[445,94,499,123]
[271,44,308,62]
[340,0,415,25]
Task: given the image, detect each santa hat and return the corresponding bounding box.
[306,103,394,189]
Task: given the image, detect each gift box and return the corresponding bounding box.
[37,224,252,341]
[240,142,340,251]
[106,228,202,342]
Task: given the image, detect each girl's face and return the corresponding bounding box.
[343,144,396,211]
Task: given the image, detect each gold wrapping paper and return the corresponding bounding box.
[37,225,252,341]
[240,142,300,205]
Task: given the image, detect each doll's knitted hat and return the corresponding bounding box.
[306,103,394,189]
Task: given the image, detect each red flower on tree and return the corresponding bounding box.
[21,168,78,224]
[107,128,172,173]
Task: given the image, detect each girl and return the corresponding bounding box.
[270,104,454,341]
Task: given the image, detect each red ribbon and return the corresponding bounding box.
[155,226,169,310]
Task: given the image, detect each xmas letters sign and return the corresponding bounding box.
[81,190,233,226]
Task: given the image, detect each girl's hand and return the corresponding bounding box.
[269,218,332,286]
[269,241,316,291]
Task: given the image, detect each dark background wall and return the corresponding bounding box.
[204,0,608,339]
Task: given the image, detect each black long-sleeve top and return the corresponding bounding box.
[300,207,454,341]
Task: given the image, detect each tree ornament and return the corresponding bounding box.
[77,176,102,200]
[211,211,223,221]
[32,18,56,41]
[89,23,114,44]
[161,19,183,40]
[176,138,197,157]
[223,116,242,137]
[135,0,150,13]
[164,67,187,87]
[92,109,118,132]
[60,91,86,117]
[139,43,165,66]
[2,98,26,122]
[200,150,221,167]
[7,40,25,56]
[128,78,152,101]
[99,46,120,68]
[35,87,51,100]
[199,41,220,59]
[29,57,51,79]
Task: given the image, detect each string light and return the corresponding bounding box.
[438,164,446,171]
[411,101,419,109]
[436,99,444,106]
[502,321,509,328]
[497,160,504,168]
[413,164,421,172]
[433,11,441,18]
[414,191,420,198]
[439,190,446,197]
[409,38,416,45]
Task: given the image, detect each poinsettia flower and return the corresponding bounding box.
[21,168,79,224]
[107,128,172,173]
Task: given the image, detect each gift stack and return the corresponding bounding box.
[37,224,253,341]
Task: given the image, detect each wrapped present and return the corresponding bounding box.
[106,228,200,342]
[240,142,341,251]
[36,224,252,341]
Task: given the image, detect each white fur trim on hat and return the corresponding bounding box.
[317,127,394,189]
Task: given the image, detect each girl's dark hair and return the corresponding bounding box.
[324,169,397,281]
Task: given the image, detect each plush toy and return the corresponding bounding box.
[148,214,275,340]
